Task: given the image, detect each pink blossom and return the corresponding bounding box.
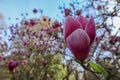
[43,60,47,67]
[23,40,29,46]
[76,10,82,16]
[96,36,102,42]
[30,19,36,26]
[8,60,19,72]
[35,58,40,63]
[97,5,102,10]
[33,8,38,13]
[64,8,71,16]
[64,15,96,61]
[22,60,28,66]
[24,20,29,25]
[52,20,61,28]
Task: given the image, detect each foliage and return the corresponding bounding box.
[89,61,108,77]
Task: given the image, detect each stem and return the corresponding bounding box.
[75,59,101,80]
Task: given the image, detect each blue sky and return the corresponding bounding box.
[0,0,73,45]
[0,0,72,25]
[0,0,119,35]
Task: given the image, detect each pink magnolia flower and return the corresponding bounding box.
[30,19,36,26]
[22,60,28,66]
[64,8,71,16]
[63,15,96,61]
[97,5,102,10]
[8,60,19,72]
[43,60,47,67]
[23,40,29,46]
[33,8,38,13]
[76,10,82,16]
[24,20,29,25]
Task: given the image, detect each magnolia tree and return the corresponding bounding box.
[0,0,120,80]
[0,11,67,79]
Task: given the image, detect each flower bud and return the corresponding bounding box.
[43,60,47,67]
[64,15,96,61]
[8,60,19,72]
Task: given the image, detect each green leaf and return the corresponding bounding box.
[89,61,108,77]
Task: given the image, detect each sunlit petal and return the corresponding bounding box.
[76,15,88,30]
[85,16,96,45]
[66,29,90,61]
[63,16,82,41]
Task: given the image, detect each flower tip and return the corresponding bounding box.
[64,16,82,41]
[85,16,96,45]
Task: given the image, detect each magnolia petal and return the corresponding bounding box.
[76,15,88,30]
[63,16,82,41]
[85,16,96,45]
[66,29,90,61]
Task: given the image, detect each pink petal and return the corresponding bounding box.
[76,15,88,30]
[85,16,96,45]
[63,16,82,41]
[66,29,90,61]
